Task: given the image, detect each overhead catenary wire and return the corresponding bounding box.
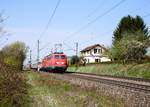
[129,3,150,14]
[78,4,150,47]
[39,42,51,51]
[62,0,126,55]
[38,0,61,40]
[63,0,126,43]
[86,0,106,18]
[33,0,61,62]
[40,0,107,53]
[72,12,150,50]
[32,0,61,52]
[63,42,75,51]
[143,13,150,18]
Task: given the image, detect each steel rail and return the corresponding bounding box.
[67,71,150,83]
[65,73,150,93]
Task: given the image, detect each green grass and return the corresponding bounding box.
[25,71,125,107]
[67,63,150,79]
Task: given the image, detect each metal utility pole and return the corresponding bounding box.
[37,40,40,64]
[29,50,32,69]
[75,42,78,69]
[75,42,78,56]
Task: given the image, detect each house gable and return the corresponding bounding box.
[80,44,106,57]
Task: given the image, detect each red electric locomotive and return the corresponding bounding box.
[40,52,68,72]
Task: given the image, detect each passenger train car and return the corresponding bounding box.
[40,52,68,72]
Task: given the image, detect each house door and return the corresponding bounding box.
[95,59,100,63]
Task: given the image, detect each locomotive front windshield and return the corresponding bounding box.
[54,55,66,59]
[54,55,59,59]
[61,55,66,59]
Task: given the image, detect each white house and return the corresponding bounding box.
[80,44,111,63]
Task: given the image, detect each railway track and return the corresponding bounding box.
[63,72,150,93]
[72,72,150,82]
[38,70,150,93]
[37,71,150,106]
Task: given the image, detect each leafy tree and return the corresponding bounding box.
[111,15,150,62]
[70,55,80,65]
[1,41,28,70]
[111,31,150,62]
[113,15,149,45]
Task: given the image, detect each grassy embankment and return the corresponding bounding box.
[67,63,150,79]
[26,71,125,107]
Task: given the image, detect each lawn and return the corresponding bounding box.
[67,63,150,79]
[25,71,125,107]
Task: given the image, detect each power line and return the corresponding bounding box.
[87,0,106,18]
[38,0,105,53]
[34,0,126,59]
[38,0,61,40]
[37,40,40,63]
[75,42,78,56]
[143,13,150,18]
[39,0,105,53]
[80,30,113,46]
[32,0,61,52]
[63,42,75,51]
[29,50,32,69]
[39,42,51,51]
[38,0,117,53]
[63,0,126,42]
[76,4,150,47]
[35,0,61,62]
[129,3,150,14]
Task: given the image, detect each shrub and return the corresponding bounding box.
[70,55,80,65]
[1,41,28,70]
[110,32,150,63]
[0,62,29,107]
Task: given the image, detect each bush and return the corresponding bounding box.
[1,41,28,70]
[70,55,80,65]
[0,62,29,107]
[110,32,150,63]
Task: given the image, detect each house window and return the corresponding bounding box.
[94,49,97,54]
[98,49,102,53]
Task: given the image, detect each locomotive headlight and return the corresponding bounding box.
[56,62,60,64]
[56,62,64,64]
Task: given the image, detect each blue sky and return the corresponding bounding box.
[0,0,150,62]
